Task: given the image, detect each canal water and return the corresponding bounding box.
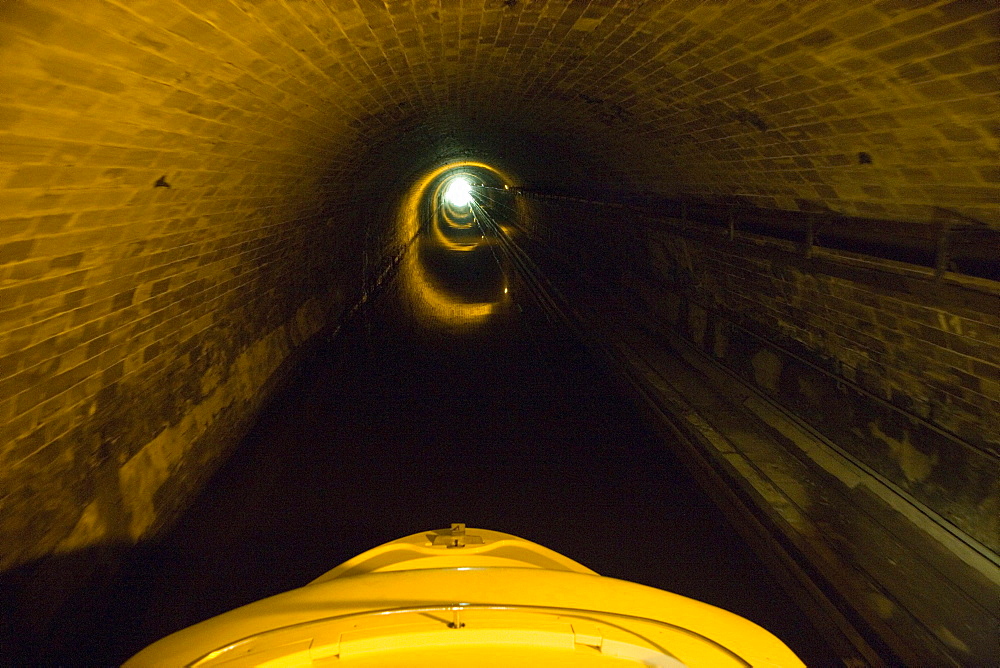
[71,202,836,665]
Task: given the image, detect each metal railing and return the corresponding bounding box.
[511,189,1000,284]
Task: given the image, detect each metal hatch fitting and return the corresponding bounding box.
[431,523,485,548]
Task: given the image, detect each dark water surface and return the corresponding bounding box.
[73,229,835,666]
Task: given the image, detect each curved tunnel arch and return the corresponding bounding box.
[398,160,516,324]
[0,1,997,661]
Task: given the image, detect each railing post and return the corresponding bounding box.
[935,221,951,280]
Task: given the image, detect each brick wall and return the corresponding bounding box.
[0,0,404,573]
[602,0,999,226]
[647,231,999,550]
[1,0,997,579]
[5,2,992,224]
[525,197,999,552]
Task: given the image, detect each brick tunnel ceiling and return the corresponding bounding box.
[2,0,998,226]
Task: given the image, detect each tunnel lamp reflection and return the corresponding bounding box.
[445,178,473,207]
[396,160,519,325]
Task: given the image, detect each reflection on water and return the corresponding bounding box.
[397,161,519,327]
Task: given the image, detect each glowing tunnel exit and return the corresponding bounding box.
[396,161,523,326]
[444,177,473,207]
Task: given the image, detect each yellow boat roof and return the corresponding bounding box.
[125,526,804,667]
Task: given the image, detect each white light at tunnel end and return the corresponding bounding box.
[445,177,473,207]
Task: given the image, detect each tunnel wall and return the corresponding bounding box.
[0,1,403,574]
[525,197,999,553]
[0,198,381,575]
[1,0,997,637]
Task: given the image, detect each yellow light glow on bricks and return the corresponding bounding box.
[397,161,515,325]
